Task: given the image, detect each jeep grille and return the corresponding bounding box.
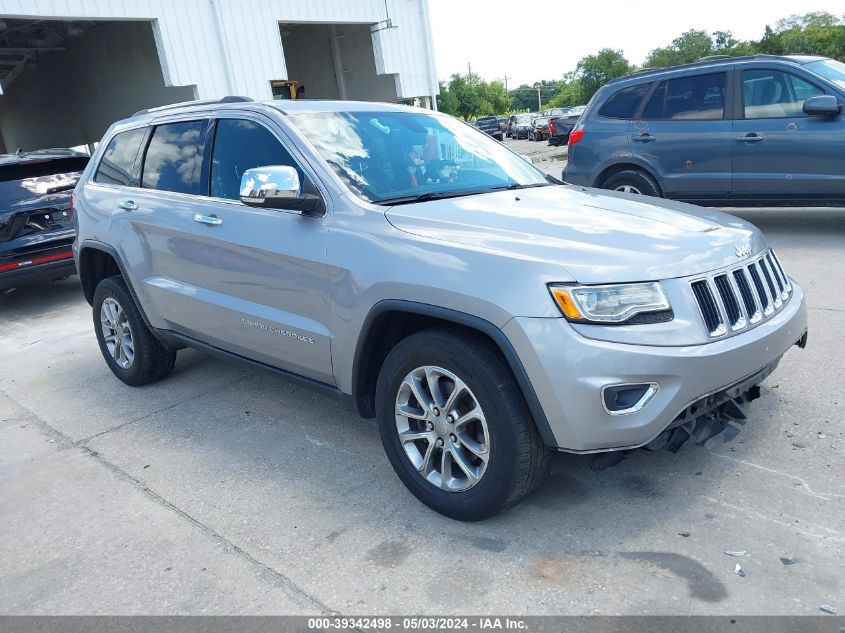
[691,249,792,338]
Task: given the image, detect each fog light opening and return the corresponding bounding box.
[602,383,659,416]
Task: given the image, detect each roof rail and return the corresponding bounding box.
[132,95,254,117]
[608,54,806,85]
[628,66,664,75]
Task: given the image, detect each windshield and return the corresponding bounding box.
[289,110,549,204]
[806,59,845,92]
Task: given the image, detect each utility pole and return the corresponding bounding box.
[468,61,472,77]
[503,75,510,94]
[533,82,542,112]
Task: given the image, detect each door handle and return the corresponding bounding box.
[193,213,223,226]
[632,133,655,142]
[738,133,766,143]
[117,199,137,211]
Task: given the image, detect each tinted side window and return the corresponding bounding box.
[141,121,205,194]
[642,73,725,120]
[742,69,824,119]
[210,119,302,200]
[94,128,145,186]
[598,83,650,119]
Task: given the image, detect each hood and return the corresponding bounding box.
[384,185,766,283]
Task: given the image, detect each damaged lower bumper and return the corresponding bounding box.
[588,329,808,470]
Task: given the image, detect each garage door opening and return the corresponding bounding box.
[279,22,398,103]
[0,19,195,153]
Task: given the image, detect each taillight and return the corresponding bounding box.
[70,192,75,210]
[549,119,556,135]
[569,128,585,145]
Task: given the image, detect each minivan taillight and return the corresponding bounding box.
[569,128,585,145]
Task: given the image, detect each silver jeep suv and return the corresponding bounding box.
[73,97,808,520]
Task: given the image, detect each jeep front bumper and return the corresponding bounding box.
[503,281,808,452]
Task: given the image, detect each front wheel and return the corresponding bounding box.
[376,327,550,521]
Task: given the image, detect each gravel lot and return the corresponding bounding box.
[506,137,567,177]
[1,206,843,615]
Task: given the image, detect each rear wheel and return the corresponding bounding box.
[376,327,550,521]
[602,169,661,197]
[93,276,176,386]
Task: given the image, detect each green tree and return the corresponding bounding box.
[437,80,459,117]
[576,49,632,101]
[546,72,583,108]
[644,29,715,67]
[507,80,563,111]
[436,73,511,119]
[759,12,845,59]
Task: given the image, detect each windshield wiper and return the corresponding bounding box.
[376,182,554,206]
[501,182,553,191]
[376,190,486,206]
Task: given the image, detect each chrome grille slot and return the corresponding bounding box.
[748,263,771,315]
[714,274,742,328]
[759,257,782,309]
[770,251,791,292]
[691,249,792,338]
[765,254,784,294]
[733,269,761,323]
[691,280,725,336]
[766,252,789,299]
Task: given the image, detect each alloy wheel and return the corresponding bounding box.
[614,184,642,194]
[394,365,490,492]
[100,297,135,369]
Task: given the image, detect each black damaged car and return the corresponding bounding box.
[0,149,88,292]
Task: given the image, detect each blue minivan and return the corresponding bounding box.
[563,55,845,206]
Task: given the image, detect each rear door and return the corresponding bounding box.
[731,66,845,199]
[629,70,733,199]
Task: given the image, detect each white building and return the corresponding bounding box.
[0,0,439,152]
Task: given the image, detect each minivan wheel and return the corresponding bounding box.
[93,276,176,386]
[376,327,550,521]
[602,169,661,197]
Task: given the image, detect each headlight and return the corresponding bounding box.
[549,282,671,324]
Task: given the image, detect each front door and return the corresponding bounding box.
[731,67,845,200]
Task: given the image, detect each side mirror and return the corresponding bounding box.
[239,165,323,216]
[803,94,842,117]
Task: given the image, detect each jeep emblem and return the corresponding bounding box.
[735,242,752,258]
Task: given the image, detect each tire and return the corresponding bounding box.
[93,276,176,386]
[602,169,662,197]
[376,326,550,521]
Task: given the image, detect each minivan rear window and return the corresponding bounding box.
[641,72,726,120]
[598,83,650,119]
